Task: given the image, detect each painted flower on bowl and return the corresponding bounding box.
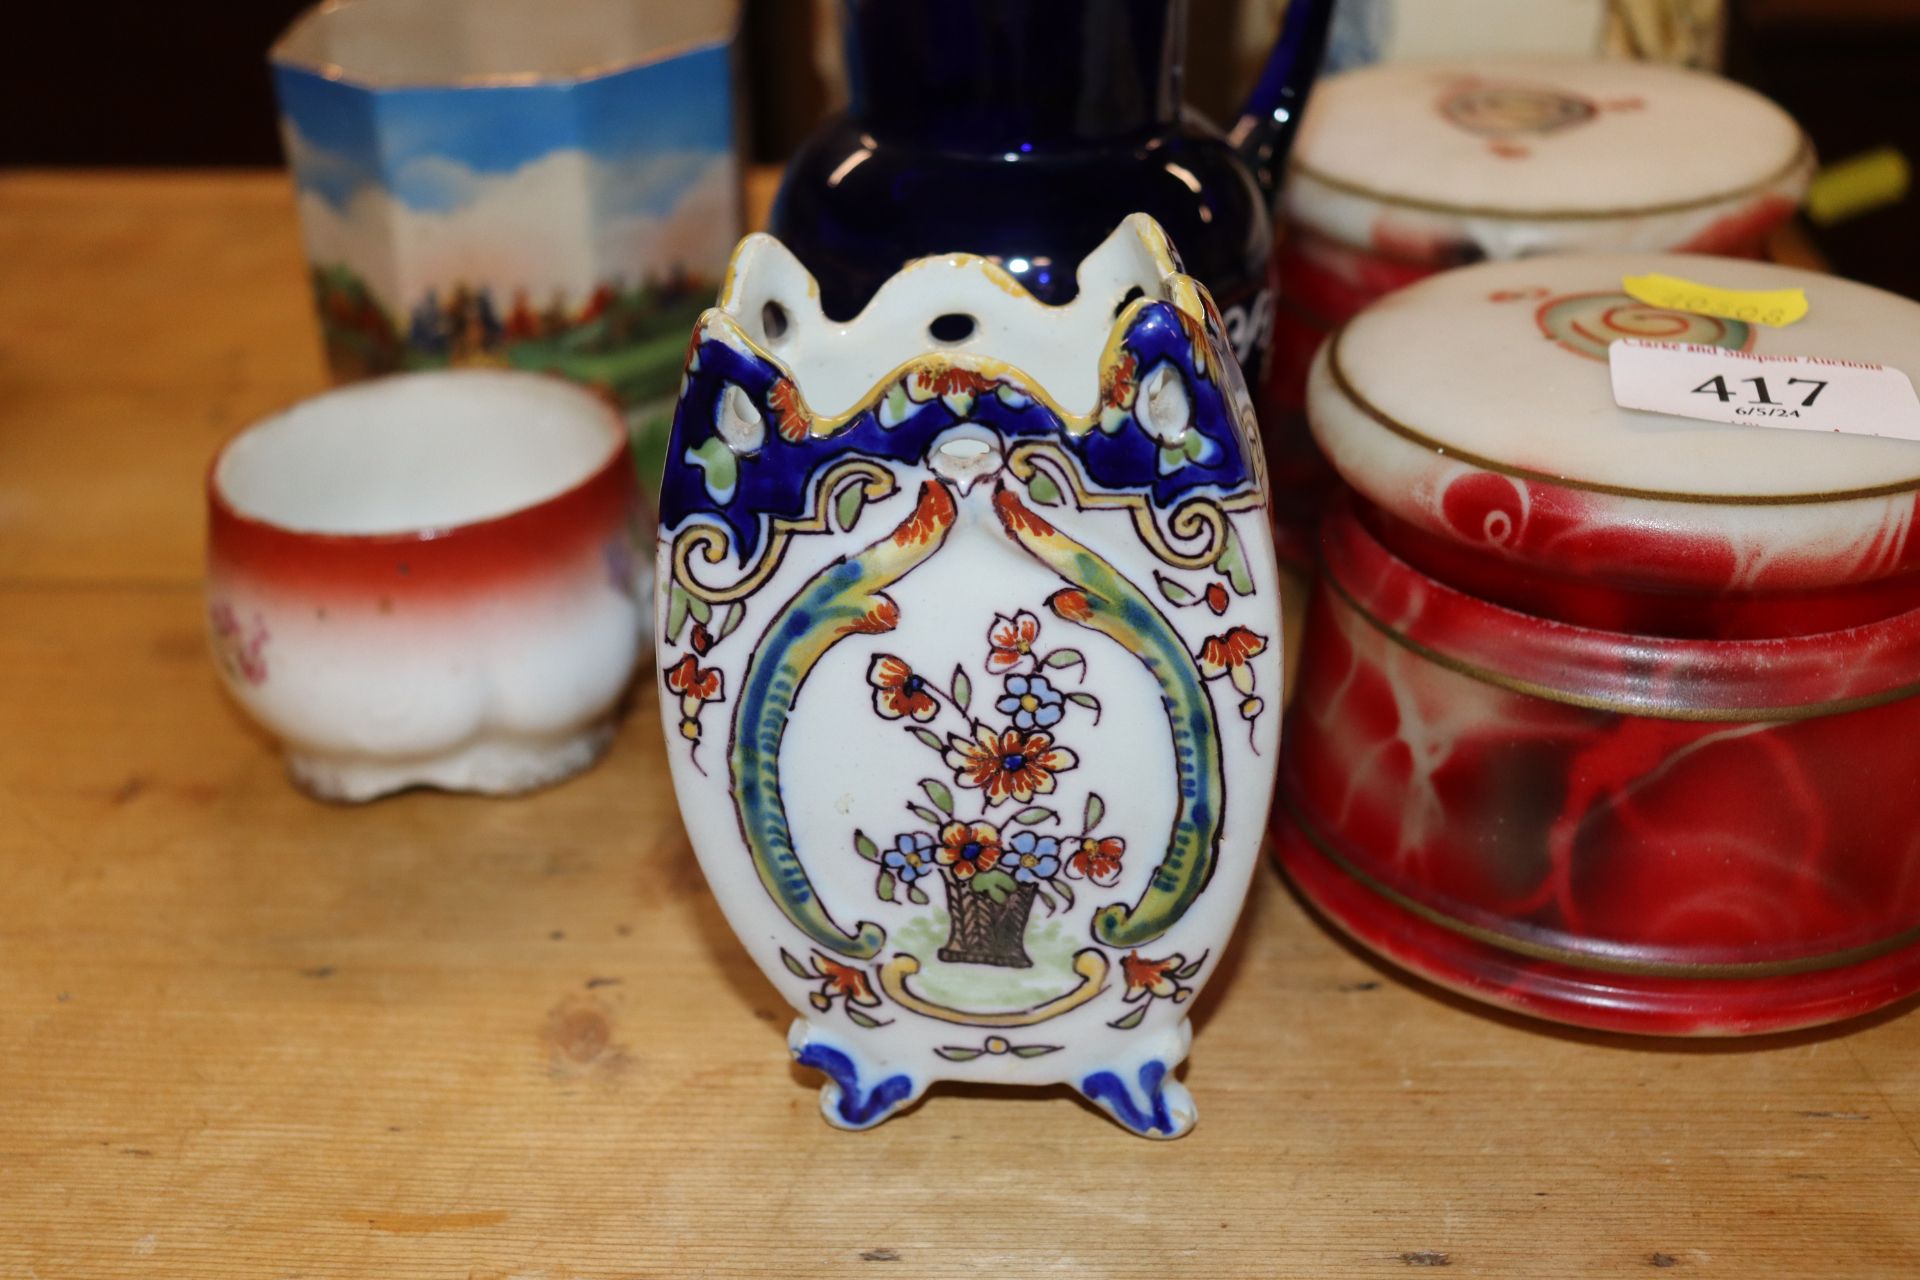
[809,953,882,1010]
[935,821,1004,881]
[1066,834,1126,886]
[986,610,1042,673]
[944,725,1078,807]
[1004,831,1062,883]
[1198,626,1268,695]
[1121,951,1193,1004]
[997,673,1065,730]
[867,654,939,722]
[885,832,938,883]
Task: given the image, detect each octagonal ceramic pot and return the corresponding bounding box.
[272,0,743,611]
[654,216,1282,1136]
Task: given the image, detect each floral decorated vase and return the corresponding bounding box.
[654,216,1281,1137]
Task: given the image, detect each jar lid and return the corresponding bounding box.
[1308,253,1920,597]
[1286,58,1812,259]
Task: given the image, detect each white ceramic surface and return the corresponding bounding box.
[1286,57,1812,259]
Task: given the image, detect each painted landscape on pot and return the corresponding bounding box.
[275,48,738,456]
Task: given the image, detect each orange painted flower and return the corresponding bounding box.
[867,654,939,722]
[1101,349,1139,409]
[935,821,1004,880]
[891,480,956,549]
[665,653,724,712]
[1066,835,1125,886]
[985,610,1041,673]
[1121,951,1188,1003]
[1048,588,1093,624]
[943,725,1077,807]
[841,595,901,636]
[811,955,881,1007]
[1198,626,1268,695]
[991,487,1056,539]
[911,367,992,400]
[768,377,808,442]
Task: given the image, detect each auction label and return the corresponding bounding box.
[1609,340,1920,441]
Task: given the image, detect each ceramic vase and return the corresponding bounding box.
[654,216,1282,1137]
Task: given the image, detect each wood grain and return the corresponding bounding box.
[0,171,1914,1278]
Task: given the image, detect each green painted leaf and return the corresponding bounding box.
[780,950,811,979]
[716,602,745,639]
[907,882,930,906]
[846,1006,884,1029]
[877,870,897,902]
[1217,525,1255,596]
[910,728,945,752]
[1011,1044,1062,1058]
[665,584,691,643]
[879,382,915,428]
[971,869,1018,904]
[834,483,866,532]
[1107,1005,1148,1030]
[935,1046,983,1061]
[853,829,879,862]
[1026,471,1063,506]
[1042,648,1084,669]
[1155,572,1196,605]
[952,665,972,711]
[1012,806,1057,826]
[921,778,955,815]
[1067,691,1101,723]
[686,436,738,502]
[1054,880,1075,911]
[907,803,944,826]
[1084,792,1105,831]
[685,592,712,626]
[1175,959,1204,980]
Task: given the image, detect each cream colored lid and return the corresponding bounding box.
[1286,57,1810,249]
[1320,253,1920,502]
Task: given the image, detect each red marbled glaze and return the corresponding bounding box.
[1261,200,1795,565]
[206,429,637,603]
[1274,496,1920,1034]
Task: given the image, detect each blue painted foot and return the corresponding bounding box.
[789,1022,921,1132]
[1078,1059,1197,1139]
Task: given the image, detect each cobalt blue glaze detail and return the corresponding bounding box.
[659,300,1254,558]
[770,0,1337,375]
[795,1042,916,1128]
[1081,1060,1177,1136]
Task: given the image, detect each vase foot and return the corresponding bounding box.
[789,1021,922,1132]
[1076,1024,1197,1139]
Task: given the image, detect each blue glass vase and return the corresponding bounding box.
[770,0,1335,378]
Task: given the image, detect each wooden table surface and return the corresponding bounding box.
[2,170,1916,1279]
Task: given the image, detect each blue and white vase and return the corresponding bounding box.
[654,216,1282,1138]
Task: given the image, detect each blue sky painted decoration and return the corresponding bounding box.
[274,44,738,313]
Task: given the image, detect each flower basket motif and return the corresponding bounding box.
[654,216,1282,1138]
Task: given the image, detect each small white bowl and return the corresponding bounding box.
[207,369,645,801]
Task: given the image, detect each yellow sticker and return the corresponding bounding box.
[1806,147,1910,227]
[1621,272,1809,329]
